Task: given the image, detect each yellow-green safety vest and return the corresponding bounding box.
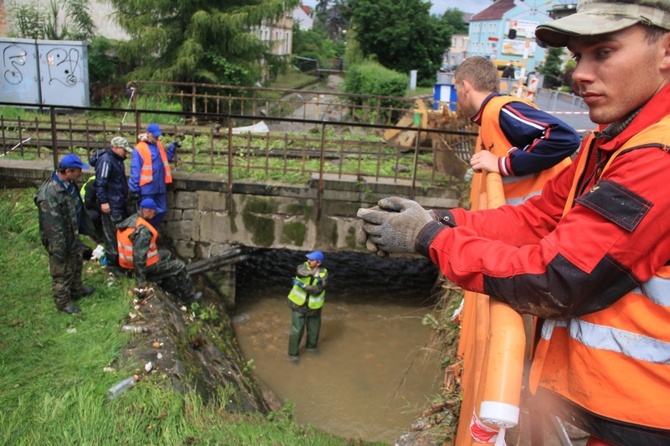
[287,263,327,310]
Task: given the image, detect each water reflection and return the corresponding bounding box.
[234,250,442,443]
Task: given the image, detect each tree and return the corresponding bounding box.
[8,0,95,41]
[348,0,452,83]
[109,0,300,85]
[292,24,340,70]
[88,36,117,85]
[314,0,349,40]
[539,47,565,89]
[441,8,467,34]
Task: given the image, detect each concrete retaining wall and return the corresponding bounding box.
[0,160,460,304]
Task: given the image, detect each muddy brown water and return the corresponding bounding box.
[233,250,443,443]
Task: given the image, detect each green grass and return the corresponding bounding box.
[268,72,319,90]
[0,188,383,446]
[406,86,434,97]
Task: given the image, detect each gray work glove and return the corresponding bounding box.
[357,197,433,255]
[355,206,390,258]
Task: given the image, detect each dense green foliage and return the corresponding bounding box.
[348,0,452,83]
[8,0,95,41]
[343,61,409,99]
[539,47,566,89]
[88,36,118,86]
[0,188,382,446]
[292,24,343,71]
[441,8,468,34]
[109,0,300,86]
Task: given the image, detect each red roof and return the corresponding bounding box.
[471,0,516,21]
[300,5,311,15]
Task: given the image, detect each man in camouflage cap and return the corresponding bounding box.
[35,154,96,314]
[358,1,670,444]
[88,136,133,277]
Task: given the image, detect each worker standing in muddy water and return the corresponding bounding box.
[286,251,328,362]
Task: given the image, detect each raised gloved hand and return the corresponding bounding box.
[172,140,182,148]
[355,207,389,259]
[292,278,305,288]
[357,197,434,255]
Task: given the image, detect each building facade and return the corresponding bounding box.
[466,0,575,77]
[293,5,313,31]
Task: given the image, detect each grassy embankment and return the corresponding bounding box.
[0,187,382,446]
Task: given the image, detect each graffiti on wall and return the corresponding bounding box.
[0,39,89,106]
[46,48,80,86]
[3,44,27,85]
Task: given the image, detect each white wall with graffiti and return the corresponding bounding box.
[1,38,89,107]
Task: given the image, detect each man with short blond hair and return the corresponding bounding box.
[455,56,579,205]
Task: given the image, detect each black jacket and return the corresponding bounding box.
[90,148,129,215]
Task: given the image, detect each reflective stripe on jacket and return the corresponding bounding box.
[117,216,159,269]
[479,95,571,205]
[135,141,172,187]
[287,263,327,310]
[529,119,670,431]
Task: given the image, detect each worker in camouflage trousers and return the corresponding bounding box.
[116,198,202,305]
[35,154,96,314]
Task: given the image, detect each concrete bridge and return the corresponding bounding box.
[0,159,460,304]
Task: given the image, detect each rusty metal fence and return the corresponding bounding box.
[126,80,444,127]
[0,102,477,195]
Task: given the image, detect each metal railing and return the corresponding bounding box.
[126,80,452,127]
[0,102,478,198]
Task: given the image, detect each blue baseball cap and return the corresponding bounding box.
[146,123,162,137]
[306,251,324,262]
[139,198,158,210]
[59,153,89,170]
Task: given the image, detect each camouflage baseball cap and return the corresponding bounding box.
[110,136,132,153]
[536,0,670,48]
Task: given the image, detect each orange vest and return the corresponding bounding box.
[475,95,571,206]
[135,141,172,187]
[529,118,670,430]
[117,216,159,269]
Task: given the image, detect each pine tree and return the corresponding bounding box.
[110,0,300,85]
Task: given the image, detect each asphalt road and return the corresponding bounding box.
[535,88,595,135]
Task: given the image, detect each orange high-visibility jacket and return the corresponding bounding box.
[529,122,670,432]
[478,95,571,205]
[117,216,159,269]
[135,141,172,187]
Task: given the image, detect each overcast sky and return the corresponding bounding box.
[301,0,493,15]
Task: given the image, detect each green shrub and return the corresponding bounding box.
[343,61,410,122]
[344,60,408,99]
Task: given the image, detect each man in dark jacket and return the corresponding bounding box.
[502,63,515,79]
[117,198,202,305]
[91,136,132,276]
[35,154,96,314]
